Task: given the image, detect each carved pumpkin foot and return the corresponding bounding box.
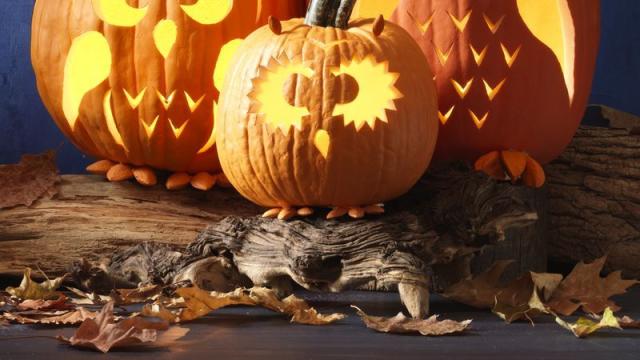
[474,150,546,188]
[166,172,229,191]
[87,160,158,187]
[263,207,315,221]
[327,204,385,220]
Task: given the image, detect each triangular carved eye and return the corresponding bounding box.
[181,0,234,25]
[91,0,148,27]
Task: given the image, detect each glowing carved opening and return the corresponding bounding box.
[483,78,507,101]
[142,116,159,138]
[483,14,505,34]
[449,11,472,32]
[169,119,189,139]
[451,78,474,99]
[409,11,435,34]
[91,0,148,27]
[314,130,331,159]
[251,61,314,133]
[156,90,176,110]
[123,88,146,109]
[469,110,489,129]
[181,0,233,25]
[470,45,488,66]
[153,20,177,59]
[436,45,454,66]
[501,44,522,68]
[63,31,112,130]
[214,39,244,92]
[517,0,575,102]
[185,92,204,112]
[438,106,455,125]
[197,102,217,154]
[103,90,128,151]
[331,56,403,131]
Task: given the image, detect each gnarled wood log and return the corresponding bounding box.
[547,106,640,278]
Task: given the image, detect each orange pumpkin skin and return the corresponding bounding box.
[376,0,600,164]
[31,0,306,173]
[217,18,439,208]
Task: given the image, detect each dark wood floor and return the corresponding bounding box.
[1,289,639,360]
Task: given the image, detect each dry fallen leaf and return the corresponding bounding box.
[58,301,188,353]
[3,307,97,325]
[6,268,66,300]
[618,316,640,329]
[547,256,639,316]
[352,306,471,336]
[0,151,60,209]
[441,261,514,309]
[143,287,345,325]
[17,294,74,311]
[493,286,550,324]
[556,308,622,338]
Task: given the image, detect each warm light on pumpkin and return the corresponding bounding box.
[181,0,235,25]
[153,19,177,59]
[90,0,148,27]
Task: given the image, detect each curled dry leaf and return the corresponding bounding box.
[17,294,74,311]
[442,261,514,309]
[143,287,345,325]
[58,301,188,353]
[6,268,66,300]
[547,256,639,316]
[0,151,61,209]
[555,308,622,338]
[491,272,562,324]
[3,307,96,325]
[352,306,471,336]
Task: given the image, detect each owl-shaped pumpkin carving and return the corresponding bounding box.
[216,5,439,218]
[354,0,600,186]
[31,0,306,189]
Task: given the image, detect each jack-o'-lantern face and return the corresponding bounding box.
[31,0,306,173]
[216,18,439,208]
[352,0,600,164]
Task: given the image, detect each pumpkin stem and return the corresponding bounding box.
[305,0,341,27]
[334,0,357,29]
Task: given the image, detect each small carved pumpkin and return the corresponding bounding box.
[354,0,600,165]
[31,0,306,174]
[216,2,439,209]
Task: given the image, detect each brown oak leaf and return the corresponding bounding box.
[58,301,188,353]
[0,151,60,209]
[353,306,471,336]
[3,307,97,325]
[441,260,515,309]
[547,256,639,316]
[17,294,74,311]
[619,316,640,329]
[6,268,66,300]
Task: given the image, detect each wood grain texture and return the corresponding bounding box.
[547,106,640,277]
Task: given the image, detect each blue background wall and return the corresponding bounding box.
[1,1,639,173]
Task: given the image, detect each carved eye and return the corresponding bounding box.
[181,0,234,25]
[250,59,315,133]
[91,0,148,27]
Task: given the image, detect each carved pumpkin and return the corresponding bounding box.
[31,0,306,184]
[353,0,600,182]
[216,1,439,217]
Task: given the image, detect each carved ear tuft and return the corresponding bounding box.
[269,16,282,35]
[372,15,385,37]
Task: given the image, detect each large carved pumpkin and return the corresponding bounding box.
[354,0,600,185]
[216,1,439,219]
[31,0,306,188]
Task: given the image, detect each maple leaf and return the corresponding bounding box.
[6,268,66,300]
[143,287,345,325]
[441,261,514,309]
[3,307,97,325]
[491,271,562,324]
[547,256,639,316]
[17,294,74,311]
[352,306,471,336]
[0,151,60,209]
[58,301,188,353]
[556,308,622,338]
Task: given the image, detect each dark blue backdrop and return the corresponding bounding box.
[1,1,639,173]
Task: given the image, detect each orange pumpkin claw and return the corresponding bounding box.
[166,173,192,191]
[327,207,348,220]
[364,205,385,215]
[278,208,297,221]
[348,207,365,219]
[523,157,546,188]
[86,160,115,175]
[106,164,134,182]
[501,150,528,181]
[263,208,281,218]
[475,151,507,180]
[298,207,314,217]
[132,167,157,187]
[191,172,217,191]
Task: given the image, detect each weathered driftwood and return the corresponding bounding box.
[547,106,640,278]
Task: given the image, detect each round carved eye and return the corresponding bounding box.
[181,0,234,25]
[91,0,148,27]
